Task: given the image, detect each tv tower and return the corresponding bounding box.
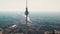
[25,0,29,34]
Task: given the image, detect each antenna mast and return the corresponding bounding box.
[26,0,27,8]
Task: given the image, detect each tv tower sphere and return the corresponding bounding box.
[25,7,29,16]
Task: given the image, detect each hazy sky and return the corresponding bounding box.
[0,0,60,11]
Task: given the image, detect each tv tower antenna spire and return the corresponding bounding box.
[26,0,27,8]
[25,0,29,34]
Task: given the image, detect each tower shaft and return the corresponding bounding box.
[25,15,28,34]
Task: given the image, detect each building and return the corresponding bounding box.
[0,28,3,34]
[44,30,60,34]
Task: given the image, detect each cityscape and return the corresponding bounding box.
[0,0,60,34]
[0,10,60,34]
